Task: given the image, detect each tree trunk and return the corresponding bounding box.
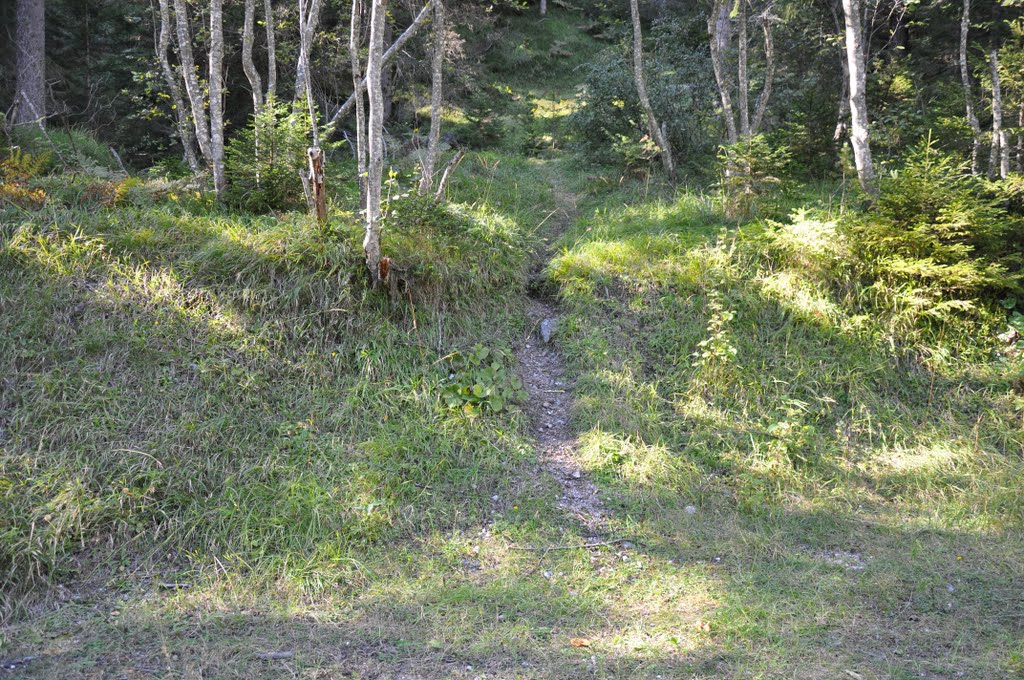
[1017,100,1023,173]
[14,0,46,127]
[830,0,849,143]
[419,0,445,196]
[959,0,982,174]
[349,0,368,208]
[841,0,876,196]
[365,0,389,287]
[540,0,547,15]
[738,1,750,139]
[326,1,434,133]
[708,0,738,145]
[242,0,264,112]
[750,8,774,136]
[307,146,327,224]
[172,0,214,170]
[630,0,675,180]
[264,0,277,101]
[208,0,227,197]
[294,0,323,104]
[988,48,1007,179]
[382,18,394,122]
[156,0,201,173]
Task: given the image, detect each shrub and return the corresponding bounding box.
[717,134,791,220]
[225,96,321,212]
[843,138,1023,342]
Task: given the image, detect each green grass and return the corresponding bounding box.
[3,8,1024,678]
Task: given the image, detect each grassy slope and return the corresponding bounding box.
[3,8,1024,679]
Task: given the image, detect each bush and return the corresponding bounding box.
[225,96,321,212]
[844,138,1023,340]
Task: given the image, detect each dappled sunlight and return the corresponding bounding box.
[757,270,843,328]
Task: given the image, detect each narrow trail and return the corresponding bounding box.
[516,174,609,537]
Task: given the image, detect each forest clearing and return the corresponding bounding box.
[2,0,1024,677]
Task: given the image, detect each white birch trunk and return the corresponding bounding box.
[156,0,201,173]
[171,0,214,170]
[841,0,876,196]
[365,0,389,286]
[540,0,546,15]
[349,0,369,208]
[294,0,323,105]
[418,0,445,196]
[208,0,227,197]
[242,0,264,112]
[988,49,1007,179]
[959,0,982,174]
[708,0,738,145]
[630,0,675,180]
[326,1,434,132]
[750,8,774,136]
[264,0,277,101]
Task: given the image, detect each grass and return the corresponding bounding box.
[3,7,1024,678]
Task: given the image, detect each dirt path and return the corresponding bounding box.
[516,177,608,536]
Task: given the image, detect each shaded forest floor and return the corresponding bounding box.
[3,10,1024,679]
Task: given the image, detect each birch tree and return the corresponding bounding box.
[630,0,675,180]
[960,0,983,174]
[840,0,876,196]
[988,48,1009,179]
[326,1,434,133]
[708,0,776,145]
[349,0,369,207]
[418,0,446,196]
[242,0,264,113]
[156,0,201,173]
[365,0,389,286]
[14,0,46,127]
[294,0,323,105]
[170,0,227,197]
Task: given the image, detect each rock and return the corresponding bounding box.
[685,505,697,515]
[998,327,1020,345]
[540,318,559,343]
[571,470,581,479]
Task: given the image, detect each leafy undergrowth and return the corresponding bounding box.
[547,180,1024,676]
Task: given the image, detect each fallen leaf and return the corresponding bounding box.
[569,638,591,648]
[693,620,711,632]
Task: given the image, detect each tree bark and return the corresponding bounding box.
[294,0,323,105]
[349,0,369,208]
[326,1,434,133]
[264,0,277,101]
[208,0,227,197]
[630,0,675,180]
[841,0,876,196]
[959,0,982,174]
[242,0,264,112]
[14,0,46,127]
[1017,100,1023,174]
[365,0,389,286]
[419,0,445,196]
[172,0,214,171]
[738,1,750,139]
[156,0,201,173]
[830,0,849,143]
[708,0,738,145]
[988,48,1007,179]
[540,0,547,15]
[750,7,774,136]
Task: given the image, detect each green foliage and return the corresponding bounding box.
[611,132,661,178]
[0,147,50,209]
[225,97,317,212]
[441,344,528,417]
[846,137,1022,336]
[717,134,791,220]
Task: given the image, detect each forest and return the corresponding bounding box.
[2,0,1024,676]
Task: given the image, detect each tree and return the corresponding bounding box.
[840,0,876,196]
[364,0,389,287]
[988,48,1009,179]
[960,0,983,174]
[418,0,446,196]
[156,0,200,172]
[349,0,369,207]
[14,0,46,127]
[630,0,675,180]
[708,0,776,145]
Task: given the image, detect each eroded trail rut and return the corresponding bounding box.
[516,182,609,536]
